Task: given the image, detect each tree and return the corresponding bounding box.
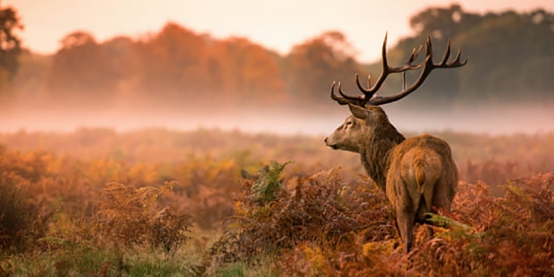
[133,22,209,104]
[100,36,135,87]
[455,9,554,102]
[285,31,366,104]
[46,31,120,105]
[0,6,23,95]
[207,37,286,104]
[134,23,287,107]
[409,4,483,42]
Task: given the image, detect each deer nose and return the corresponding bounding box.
[324,137,328,144]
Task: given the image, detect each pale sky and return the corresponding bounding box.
[4,0,554,62]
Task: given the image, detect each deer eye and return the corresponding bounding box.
[345,121,353,127]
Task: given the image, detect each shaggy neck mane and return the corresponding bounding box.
[361,124,405,191]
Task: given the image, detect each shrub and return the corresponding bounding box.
[96,181,192,251]
[0,173,50,252]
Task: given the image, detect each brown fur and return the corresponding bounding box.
[325,104,458,253]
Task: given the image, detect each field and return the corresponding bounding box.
[0,128,553,276]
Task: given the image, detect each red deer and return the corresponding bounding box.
[324,34,466,253]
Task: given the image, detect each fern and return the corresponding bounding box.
[251,160,291,205]
[423,213,474,232]
[96,180,191,251]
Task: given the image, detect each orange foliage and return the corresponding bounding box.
[134,23,210,101]
[208,37,286,103]
[39,22,294,110]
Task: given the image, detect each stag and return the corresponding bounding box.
[324,34,466,253]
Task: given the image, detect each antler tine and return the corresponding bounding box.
[425,35,433,58]
[381,33,390,72]
[448,47,468,67]
[338,82,364,101]
[354,32,389,96]
[437,40,467,67]
[402,72,407,91]
[355,32,393,103]
[403,45,423,91]
[330,81,364,106]
[329,73,374,106]
[438,39,452,66]
[355,74,372,93]
[409,45,423,64]
[330,82,348,105]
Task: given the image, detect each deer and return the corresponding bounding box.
[324,34,467,253]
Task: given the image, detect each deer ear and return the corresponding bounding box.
[348,104,370,120]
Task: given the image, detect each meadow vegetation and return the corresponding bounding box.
[0,128,553,276]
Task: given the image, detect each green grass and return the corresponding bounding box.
[212,258,277,277]
[0,243,201,277]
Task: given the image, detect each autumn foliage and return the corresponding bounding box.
[41,23,296,110]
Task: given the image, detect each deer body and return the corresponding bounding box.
[325,105,458,252]
[325,34,465,253]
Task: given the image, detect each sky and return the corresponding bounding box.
[3,0,554,63]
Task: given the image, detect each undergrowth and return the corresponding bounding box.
[96,181,192,251]
[209,162,554,276]
[1,129,554,276]
[0,149,55,253]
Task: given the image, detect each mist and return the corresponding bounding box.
[3,101,553,136]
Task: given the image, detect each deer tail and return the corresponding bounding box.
[415,160,434,212]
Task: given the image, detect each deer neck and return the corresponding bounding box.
[360,125,405,191]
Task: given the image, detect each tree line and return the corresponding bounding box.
[1,4,553,110]
[391,4,554,107]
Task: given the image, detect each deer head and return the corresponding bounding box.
[324,104,393,153]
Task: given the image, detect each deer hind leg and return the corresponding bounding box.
[396,208,416,253]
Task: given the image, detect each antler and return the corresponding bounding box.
[331,33,467,106]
